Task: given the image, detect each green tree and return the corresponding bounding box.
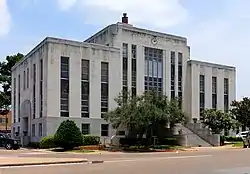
[103,90,187,142]
[54,120,83,150]
[0,53,23,109]
[230,97,250,130]
[202,109,238,134]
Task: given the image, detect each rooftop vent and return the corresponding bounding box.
[122,13,128,24]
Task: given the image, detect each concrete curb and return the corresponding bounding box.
[0,159,89,167]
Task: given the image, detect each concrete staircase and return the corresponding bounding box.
[175,124,213,147]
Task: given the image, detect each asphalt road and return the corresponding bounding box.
[1,148,250,174]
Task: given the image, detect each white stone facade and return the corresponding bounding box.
[11,22,236,144]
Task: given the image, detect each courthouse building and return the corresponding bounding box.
[11,14,236,144]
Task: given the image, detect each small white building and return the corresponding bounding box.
[11,14,236,145]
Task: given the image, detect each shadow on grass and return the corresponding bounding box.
[121,145,184,153]
[51,148,95,153]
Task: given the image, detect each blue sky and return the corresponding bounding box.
[0,0,250,99]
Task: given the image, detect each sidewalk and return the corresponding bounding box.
[0,157,89,167]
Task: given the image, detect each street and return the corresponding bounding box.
[0,148,249,173]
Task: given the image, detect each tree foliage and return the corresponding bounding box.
[230,97,250,129]
[103,90,187,139]
[0,53,23,109]
[202,109,238,134]
[54,120,83,150]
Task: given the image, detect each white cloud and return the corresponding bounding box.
[57,0,77,11]
[187,1,250,99]
[57,0,188,29]
[0,0,11,36]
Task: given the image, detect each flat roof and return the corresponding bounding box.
[85,22,187,43]
[12,37,119,71]
[188,59,236,71]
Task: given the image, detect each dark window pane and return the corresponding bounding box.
[171,91,175,99]
[61,57,69,64]
[81,124,90,134]
[81,107,88,112]
[132,87,136,97]
[61,79,69,98]
[81,113,89,118]
[60,112,69,117]
[101,107,108,113]
[132,59,136,71]
[81,59,89,80]
[81,81,89,95]
[178,52,183,65]
[101,83,108,97]
[123,43,128,58]
[171,51,175,64]
[212,94,217,109]
[101,124,109,136]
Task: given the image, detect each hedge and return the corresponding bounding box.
[82,135,100,145]
[224,136,242,142]
[40,135,56,149]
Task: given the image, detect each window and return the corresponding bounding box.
[60,57,69,117]
[40,59,43,118]
[18,75,21,122]
[32,64,36,119]
[39,123,42,137]
[82,124,90,135]
[224,78,229,112]
[101,124,109,136]
[224,78,229,95]
[32,124,35,137]
[200,75,205,120]
[101,62,109,117]
[200,75,205,92]
[170,51,175,99]
[27,68,29,88]
[23,70,26,90]
[132,44,137,59]
[132,44,137,97]
[144,47,163,95]
[212,94,217,109]
[60,79,69,116]
[122,43,128,58]
[178,52,183,108]
[13,78,16,123]
[212,76,217,94]
[212,77,217,109]
[123,43,128,87]
[81,60,89,118]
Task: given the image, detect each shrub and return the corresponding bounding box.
[82,135,100,145]
[54,120,83,150]
[224,136,242,142]
[40,135,56,149]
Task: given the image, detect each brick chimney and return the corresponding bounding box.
[122,13,128,24]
